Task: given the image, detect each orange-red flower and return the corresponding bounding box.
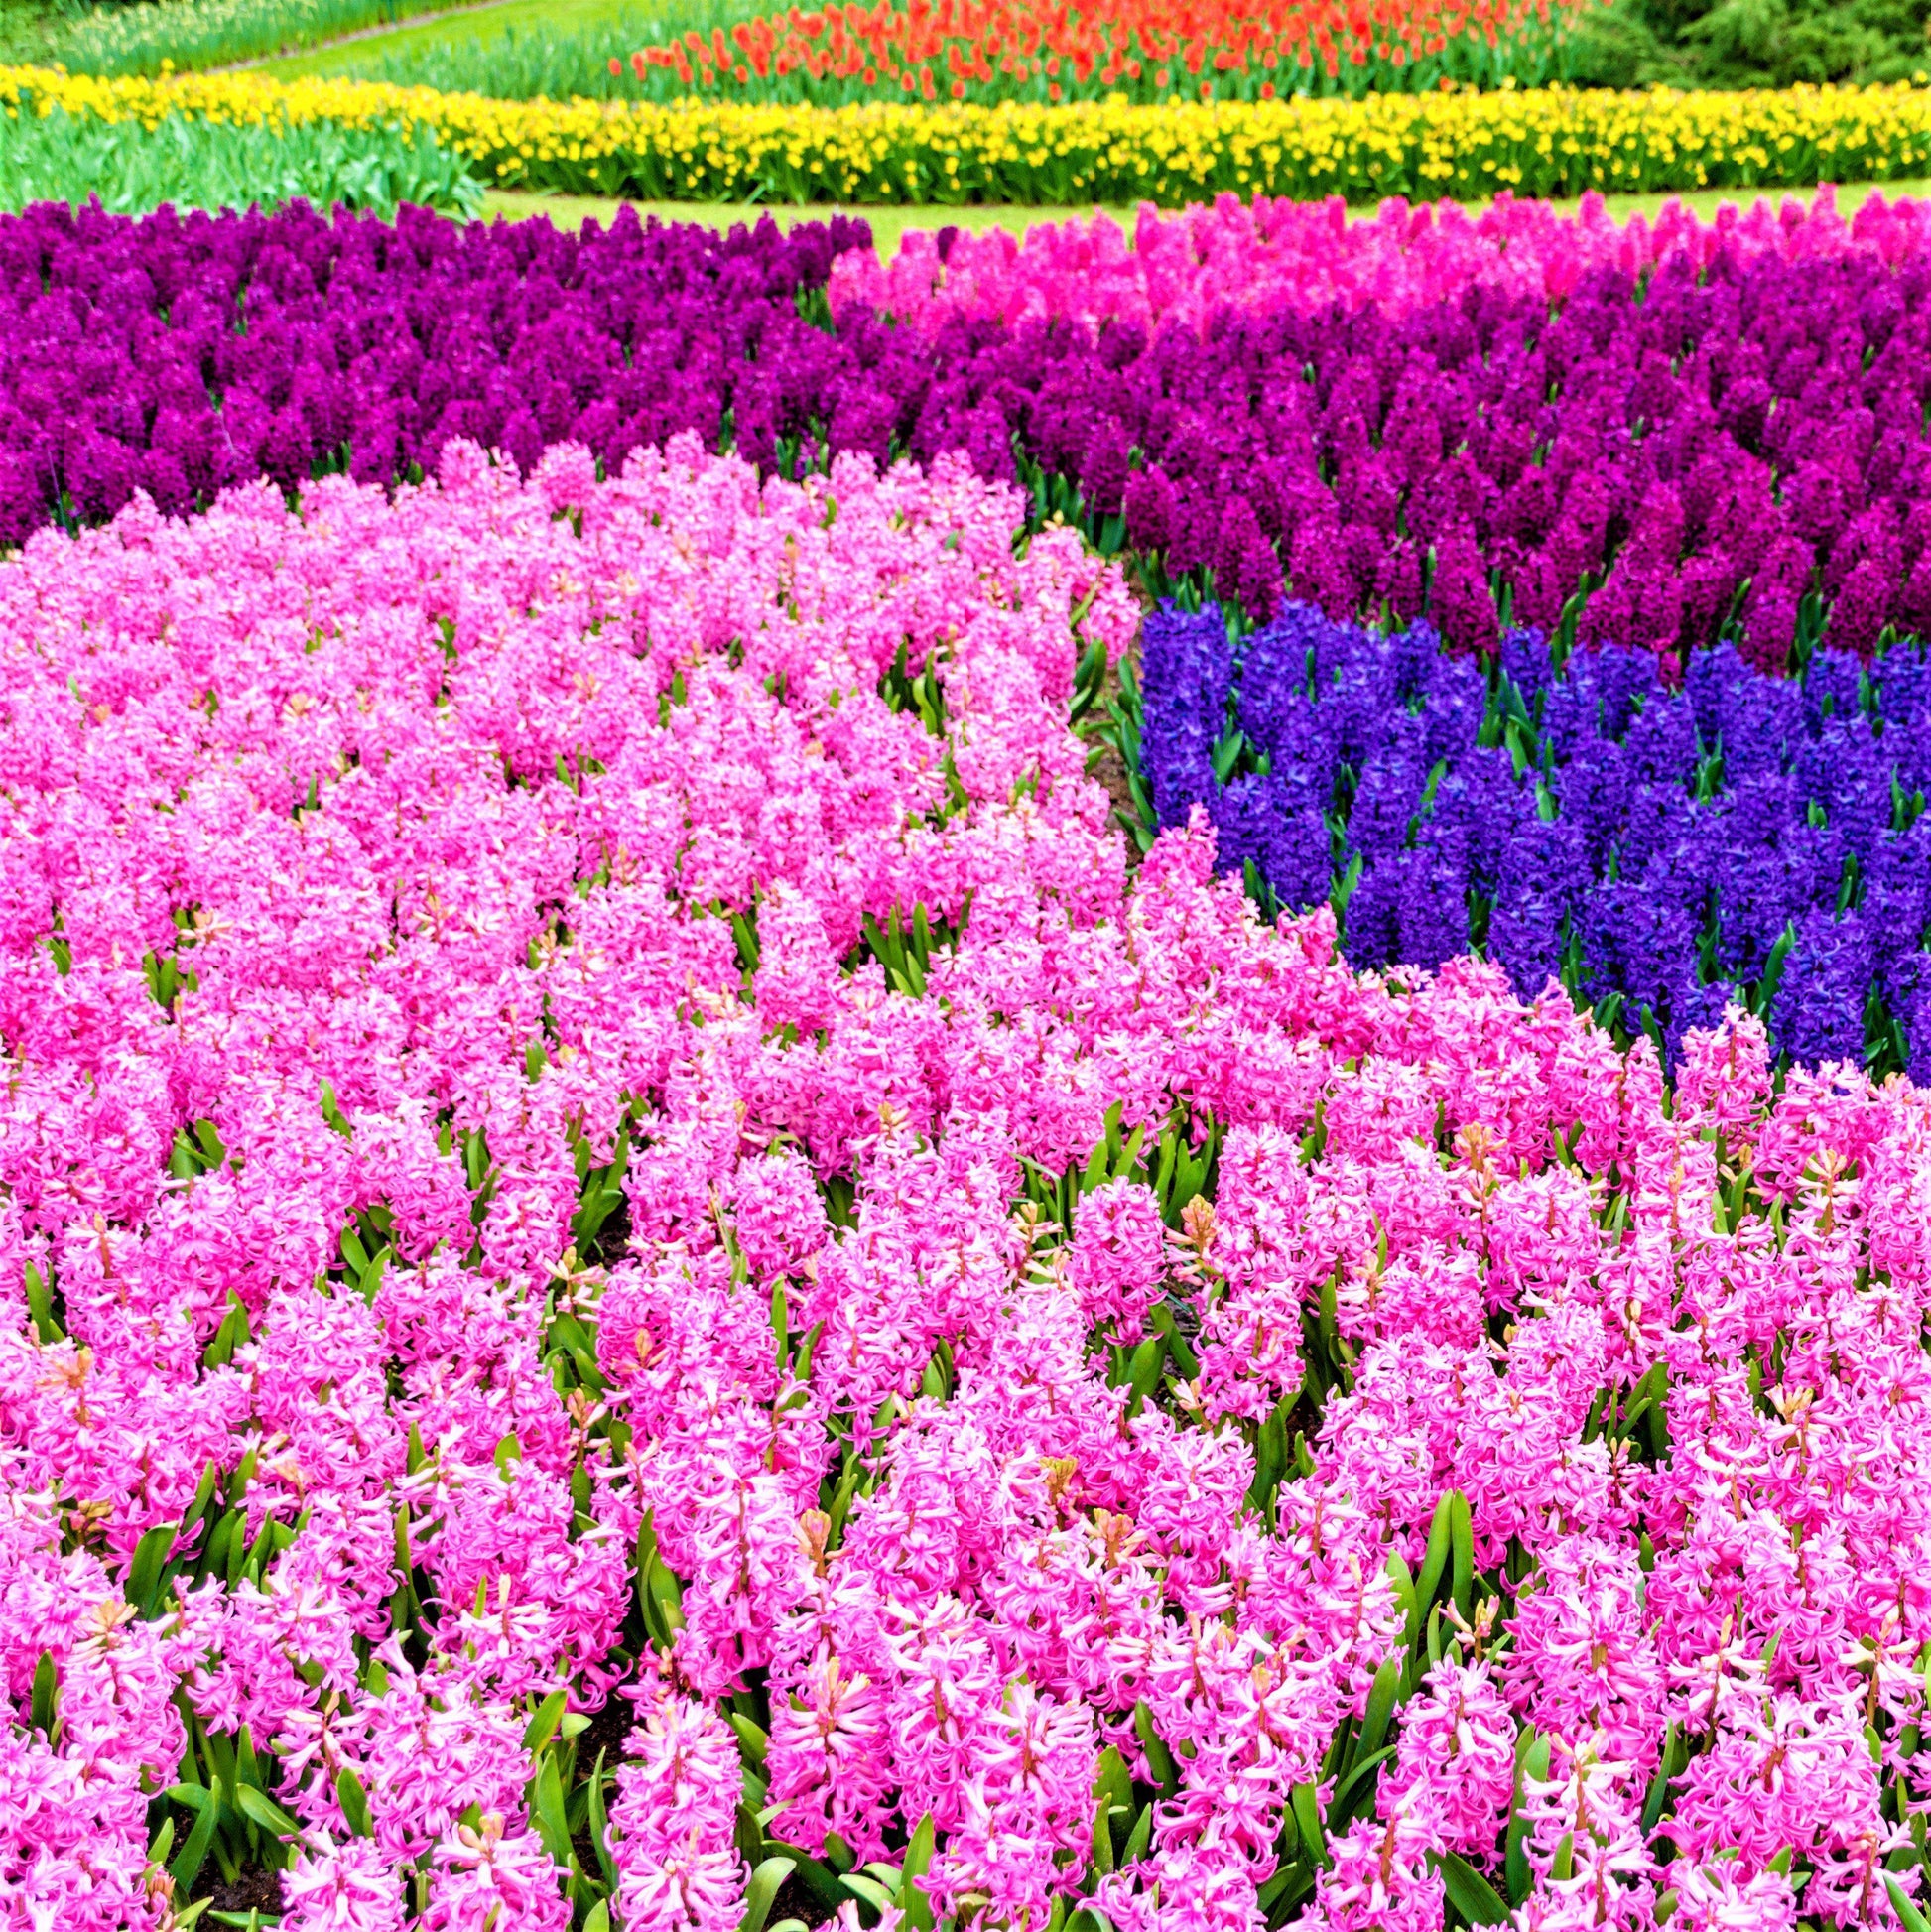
[620,0,1602,105]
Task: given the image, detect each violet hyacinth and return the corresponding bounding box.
[853,238,1931,664]
[1138,598,1931,1070]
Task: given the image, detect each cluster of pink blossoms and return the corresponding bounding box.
[0,440,1927,1932]
[829,184,1931,337]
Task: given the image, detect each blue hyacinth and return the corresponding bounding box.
[1135,601,1931,1072]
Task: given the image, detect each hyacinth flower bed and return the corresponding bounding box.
[21,186,1931,1932]
[830,193,1931,671]
[1136,603,1931,1074]
[14,427,1931,1932]
[0,200,866,540]
[15,190,1931,673]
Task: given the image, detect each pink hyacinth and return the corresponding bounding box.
[281,1837,409,1932]
[828,186,1931,338]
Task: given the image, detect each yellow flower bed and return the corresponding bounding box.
[6,63,1931,204]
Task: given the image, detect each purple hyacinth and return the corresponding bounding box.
[0,198,870,533]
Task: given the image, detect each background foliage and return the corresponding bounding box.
[1570,0,1929,89]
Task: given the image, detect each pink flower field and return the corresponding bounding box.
[6,208,1931,1932]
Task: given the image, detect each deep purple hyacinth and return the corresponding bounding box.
[1139,599,1931,1072]
[0,198,869,537]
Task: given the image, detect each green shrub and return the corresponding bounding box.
[1570,0,1931,88]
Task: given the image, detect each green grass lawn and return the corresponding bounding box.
[261,0,591,79]
[479,180,1931,254]
[258,0,715,80]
